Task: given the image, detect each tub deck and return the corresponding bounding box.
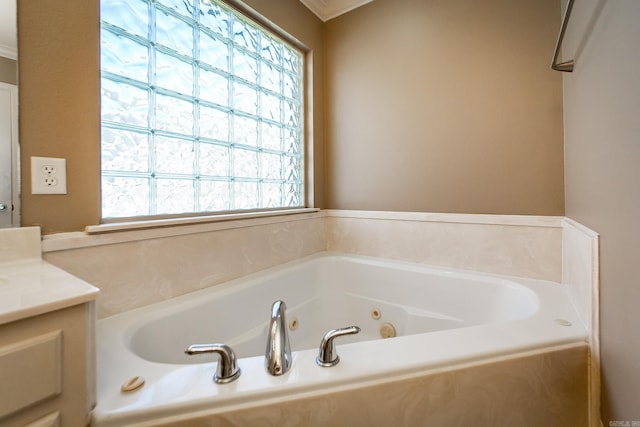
[91,253,587,426]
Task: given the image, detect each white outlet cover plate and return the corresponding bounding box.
[31,156,67,195]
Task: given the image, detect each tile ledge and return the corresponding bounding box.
[40,210,575,253]
[324,210,565,228]
[561,217,600,237]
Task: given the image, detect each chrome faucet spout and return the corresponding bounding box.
[265,300,292,376]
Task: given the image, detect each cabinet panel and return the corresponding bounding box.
[0,330,62,418]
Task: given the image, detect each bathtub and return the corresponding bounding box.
[90,253,586,426]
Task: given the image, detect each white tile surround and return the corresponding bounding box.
[33,210,599,424]
[39,210,597,325]
[561,217,600,423]
[43,212,326,318]
[0,226,41,263]
[326,210,563,282]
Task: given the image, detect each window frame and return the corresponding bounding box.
[99,0,311,224]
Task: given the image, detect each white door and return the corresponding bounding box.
[0,82,18,228]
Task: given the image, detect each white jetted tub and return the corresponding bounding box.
[91,253,586,426]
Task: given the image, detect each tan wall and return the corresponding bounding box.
[0,56,17,85]
[17,0,325,233]
[18,0,101,233]
[324,0,565,215]
[563,0,640,423]
[17,0,564,232]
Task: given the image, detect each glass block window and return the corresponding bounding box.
[100,0,304,219]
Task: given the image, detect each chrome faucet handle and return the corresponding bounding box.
[316,326,361,367]
[185,343,241,384]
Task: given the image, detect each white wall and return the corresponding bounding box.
[563,0,640,422]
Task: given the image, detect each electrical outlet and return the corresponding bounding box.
[42,165,56,176]
[31,157,67,195]
[44,177,58,187]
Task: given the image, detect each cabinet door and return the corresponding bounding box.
[0,330,62,418]
[0,82,18,228]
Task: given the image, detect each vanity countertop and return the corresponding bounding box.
[0,259,99,325]
[0,226,99,325]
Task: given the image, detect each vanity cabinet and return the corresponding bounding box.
[0,227,99,426]
[0,302,96,427]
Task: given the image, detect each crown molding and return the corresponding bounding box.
[299,0,375,22]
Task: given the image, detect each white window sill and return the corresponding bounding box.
[88,208,320,234]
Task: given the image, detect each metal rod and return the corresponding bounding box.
[551,0,575,72]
